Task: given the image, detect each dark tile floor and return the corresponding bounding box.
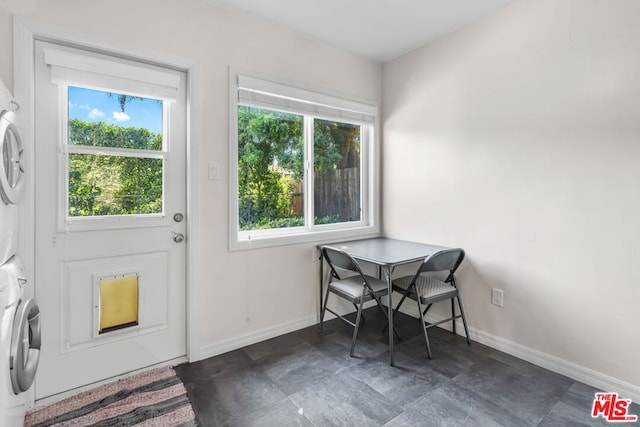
[175,309,639,426]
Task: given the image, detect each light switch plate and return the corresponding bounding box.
[208,164,219,180]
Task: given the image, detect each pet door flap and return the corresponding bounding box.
[98,274,139,334]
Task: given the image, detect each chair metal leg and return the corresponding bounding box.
[372,293,402,341]
[422,303,432,316]
[393,292,408,318]
[416,297,432,359]
[451,298,457,335]
[350,289,366,357]
[319,284,331,331]
[383,286,414,335]
[353,303,365,323]
[457,295,471,344]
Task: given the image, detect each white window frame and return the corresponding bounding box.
[229,71,380,250]
[59,84,169,232]
[42,45,181,232]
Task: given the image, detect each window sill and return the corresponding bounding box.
[229,224,380,251]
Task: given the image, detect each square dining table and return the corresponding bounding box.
[318,237,450,366]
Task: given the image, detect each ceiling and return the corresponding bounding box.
[211,0,518,62]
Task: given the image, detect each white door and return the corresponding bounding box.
[33,40,187,399]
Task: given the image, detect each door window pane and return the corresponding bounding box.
[314,119,361,224]
[68,154,163,216]
[68,86,163,150]
[237,106,304,231]
[67,86,165,218]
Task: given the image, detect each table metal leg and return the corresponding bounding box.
[319,253,324,323]
[385,266,395,366]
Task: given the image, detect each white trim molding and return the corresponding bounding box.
[400,305,640,403]
[199,314,318,360]
[201,302,640,403]
[470,327,640,404]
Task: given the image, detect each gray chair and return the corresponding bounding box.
[320,246,397,357]
[392,248,468,359]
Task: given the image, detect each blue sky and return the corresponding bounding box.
[68,86,163,134]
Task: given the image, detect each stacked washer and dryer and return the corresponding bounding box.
[0,77,41,426]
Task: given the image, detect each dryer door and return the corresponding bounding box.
[0,110,25,204]
[10,298,41,394]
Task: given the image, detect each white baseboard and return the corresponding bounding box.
[198,305,640,404]
[402,304,640,403]
[197,297,383,361]
[469,327,640,403]
[198,314,318,361]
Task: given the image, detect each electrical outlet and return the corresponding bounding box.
[491,288,504,307]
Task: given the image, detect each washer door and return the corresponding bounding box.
[10,298,41,394]
[0,110,25,204]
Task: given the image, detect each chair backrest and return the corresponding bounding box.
[416,248,465,282]
[321,246,365,280]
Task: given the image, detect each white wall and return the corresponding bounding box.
[383,0,640,390]
[0,0,381,359]
[4,0,638,399]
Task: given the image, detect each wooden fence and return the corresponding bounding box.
[290,167,360,222]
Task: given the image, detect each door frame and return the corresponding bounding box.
[13,17,203,405]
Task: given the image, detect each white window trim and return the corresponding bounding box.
[228,70,380,251]
[43,46,180,102]
[45,51,178,232]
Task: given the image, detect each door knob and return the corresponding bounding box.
[173,232,185,243]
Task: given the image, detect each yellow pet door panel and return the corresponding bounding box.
[93,273,140,336]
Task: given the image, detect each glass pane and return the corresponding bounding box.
[68,153,163,217]
[237,106,304,231]
[68,86,163,150]
[313,119,361,224]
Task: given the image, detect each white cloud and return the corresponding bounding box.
[69,102,91,111]
[112,111,131,122]
[88,108,105,119]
